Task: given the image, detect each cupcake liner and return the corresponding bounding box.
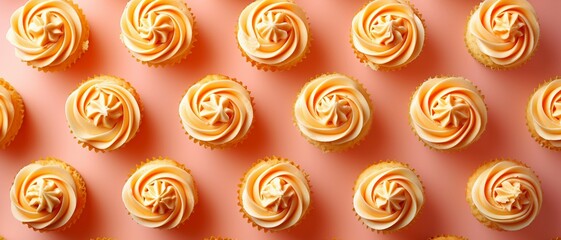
[525,76,561,151]
[428,235,468,240]
[408,75,487,152]
[68,75,144,153]
[293,73,373,152]
[464,3,538,70]
[179,74,255,149]
[465,158,541,231]
[124,156,198,229]
[0,78,25,150]
[352,160,424,234]
[350,0,426,72]
[237,156,312,232]
[123,0,197,67]
[26,157,87,232]
[33,0,89,72]
[235,1,312,72]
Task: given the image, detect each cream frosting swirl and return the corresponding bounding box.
[527,79,561,148]
[0,83,16,148]
[353,162,424,231]
[467,0,539,67]
[240,157,310,231]
[294,73,372,151]
[121,0,194,65]
[237,0,310,70]
[469,160,542,231]
[179,75,253,148]
[351,0,425,70]
[6,0,89,70]
[65,75,141,151]
[10,160,82,231]
[410,77,487,150]
[122,159,197,229]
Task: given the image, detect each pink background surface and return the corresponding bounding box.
[1,0,561,239]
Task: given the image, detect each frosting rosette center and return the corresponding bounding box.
[26,179,63,213]
[256,11,292,43]
[494,181,529,211]
[431,95,470,128]
[85,88,124,129]
[374,180,406,213]
[492,12,525,41]
[260,178,295,212]
[370,15,406,46]
[142,180,177,214]
[199,94,234,125]
[139,12,174,44]
[316,94,352,126]
[29,12,64,46]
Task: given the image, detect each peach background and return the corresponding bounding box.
[1,0,561,239]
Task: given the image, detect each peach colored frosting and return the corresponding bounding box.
[6,0,88,69]
[527,79,561,148]
[237,0,310,69]
[179,75,253,147]
[353,164,424,231]
[10,162,79,231]
[351,0,425,70]
[0,85,16,147]
[294,73,372,147]
[65,76,141,151]
[468,0,539,67]
[471,161,542,231]
[122,159,197,229]
[120,0,194,65]
[241,159,310,231]
[410,77,487,150]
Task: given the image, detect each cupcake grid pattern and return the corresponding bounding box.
[1,1,557,240]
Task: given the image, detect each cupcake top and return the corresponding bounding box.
[410,76,487,151]
[122,158,197,229]
[353,161,424,232]
[239,156,311,231]
[527,78,561,149]
[294,73,373,152]
[0,79,24,149]
[468,160,542,231]
[120,0,195,66]
[429,235,468,240]
[179,74,253,148]
[6,0,89,71]
[10,158,86,231]
[65,75,142,151]
[237,0,311,70]
[467,0,539,68]
[351,0,425,71]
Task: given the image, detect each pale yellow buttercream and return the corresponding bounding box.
[351,0,425,71]
[527,79,561,149]
[0,83,16,148]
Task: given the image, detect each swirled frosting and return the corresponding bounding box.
[237,0,310,70]
[0,83,17,148]
[527,79,561,148]
[122,158,197,229]
[240,157,310,231]
[121,0,195,65]
[179,75,253,148]
[467,0,539,68]
[65,75,141,151]
[351,0,425,70]
[410,77,487,150]
[469,160,542,231]
[6,0,89,71]
[294,73,372,151]
[353,162,424,231]
[10,159,83,231]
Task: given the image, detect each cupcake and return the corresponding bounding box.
[526,77,561,150]
[294,73,373,152]
[179,74,254,149]
[10,157,87,232]
[65,75,142,152]
[238,156,311,231]
[465,0,539,69]
[120,0,196,66]
[0,78,25,149]
[6,0,89,72]
[409,76,487,151]
[122,157,198,229]
[351,0,425,71]
[429,235,468,240]
[353,161,424,233]
[236,0,311,71]
[466,159,542,231]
